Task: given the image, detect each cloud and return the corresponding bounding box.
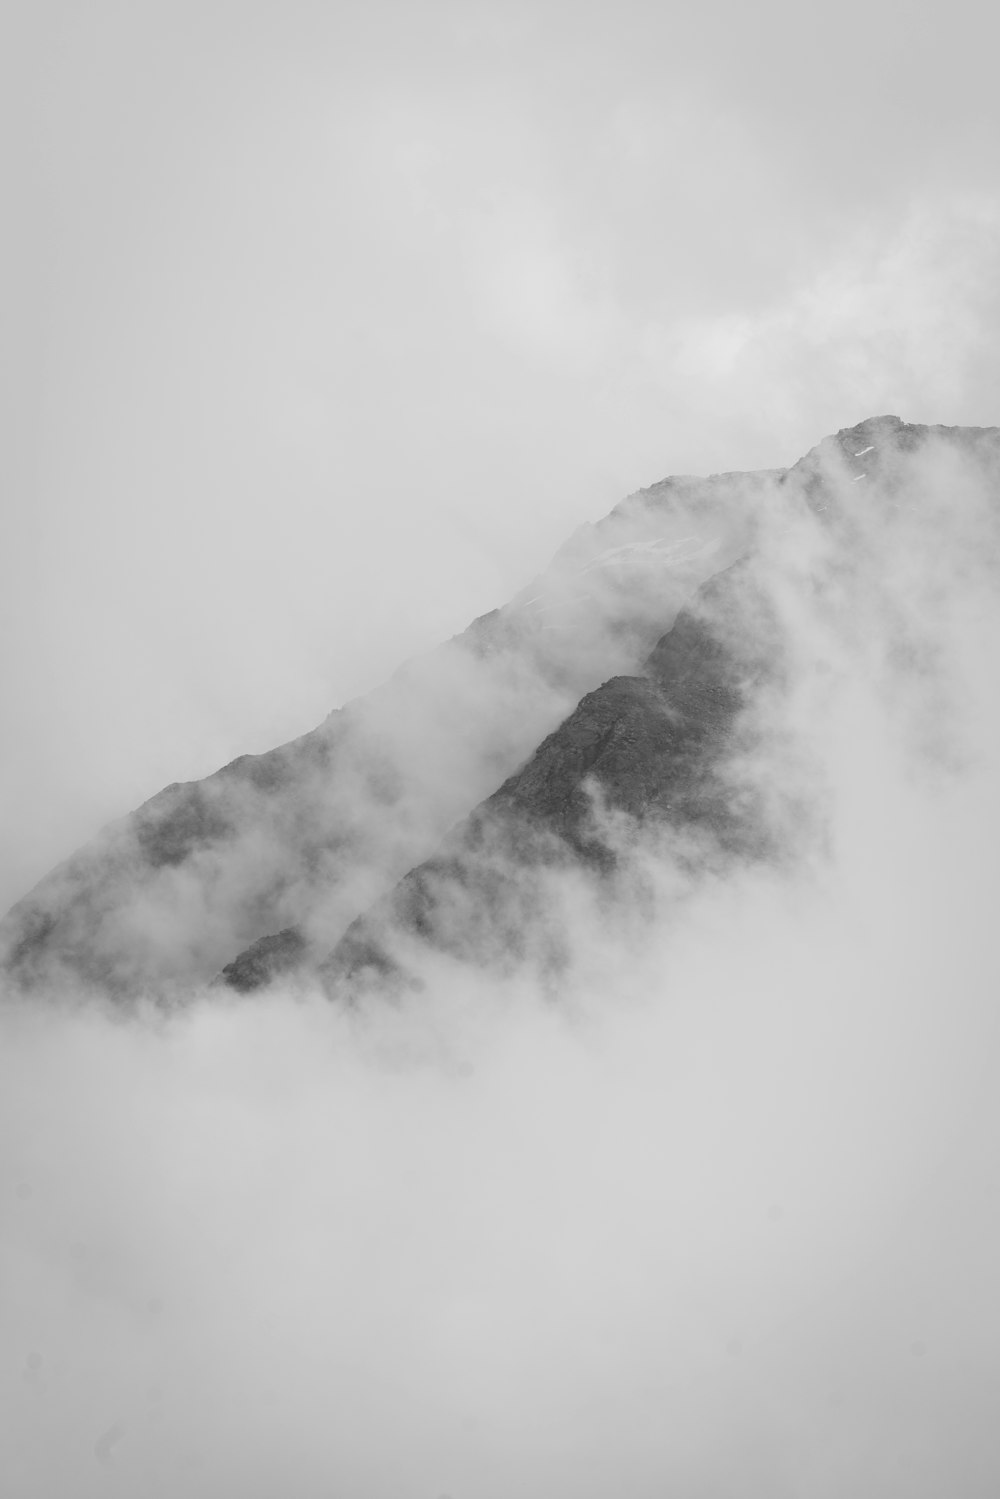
[4,428,1000,1496]
[658,196,1000,434]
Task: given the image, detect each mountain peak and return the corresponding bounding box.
[3,417,997,1000]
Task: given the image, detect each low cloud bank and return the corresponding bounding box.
[4,434,1000,1498]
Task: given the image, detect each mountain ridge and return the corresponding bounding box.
[4,415,998,1000]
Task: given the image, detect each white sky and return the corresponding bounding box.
[3,0,1000,910]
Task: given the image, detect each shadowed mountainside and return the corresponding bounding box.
[317,557,795,996]
[3,415,998,1000]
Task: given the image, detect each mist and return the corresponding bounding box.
[4,429,1000,1496]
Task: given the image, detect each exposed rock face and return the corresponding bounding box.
[218,926,309,994]
[319,558,785,994]
[2,415,998,1000]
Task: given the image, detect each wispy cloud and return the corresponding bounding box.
[5,426,1000,1495]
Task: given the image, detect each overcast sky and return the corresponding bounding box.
[3,0,1000,910]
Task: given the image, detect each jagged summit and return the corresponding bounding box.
[3,416,997,1001]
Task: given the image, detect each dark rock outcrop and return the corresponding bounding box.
[218,927,309,994]
[318,557,790,994]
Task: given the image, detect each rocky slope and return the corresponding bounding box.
[3,415,997,1000]
[318,556,788,997]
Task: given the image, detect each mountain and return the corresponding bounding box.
[3,416,998,1001]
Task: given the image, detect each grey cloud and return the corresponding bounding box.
[5,417,1000,1495]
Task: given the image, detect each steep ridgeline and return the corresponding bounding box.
[0,463,765,998]
[2,415,998,1001]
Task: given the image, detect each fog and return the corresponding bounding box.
[4,431,1000,1496]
